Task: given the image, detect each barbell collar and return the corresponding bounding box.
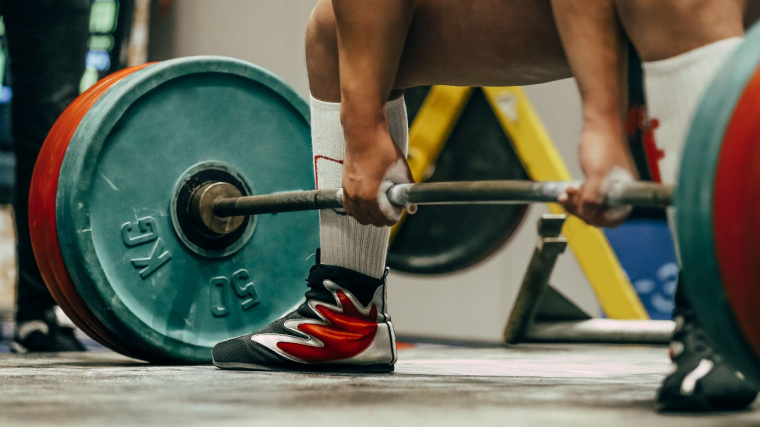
[213,180,673,218]
[189,182,246,235]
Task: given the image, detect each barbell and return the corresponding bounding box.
[27,26,760,383]
[190,180,671,236]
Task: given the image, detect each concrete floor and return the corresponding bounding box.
[0,203,755,426]
[1,342,759,427]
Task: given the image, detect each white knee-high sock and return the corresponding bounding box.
[643,37,743,260]
[643,37,743,186]
[310,96,408,279]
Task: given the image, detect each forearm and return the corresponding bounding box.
[551,0,627,137]
[332,0,413,150]
[552,1,638,226]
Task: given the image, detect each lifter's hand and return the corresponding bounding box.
[559,127,636,228]
[342,124,415,227]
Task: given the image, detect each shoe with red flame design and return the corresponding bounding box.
[212,262,397,372]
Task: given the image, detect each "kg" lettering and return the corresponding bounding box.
[131,238,172,280]
[121,217,158,247]
[122,216,172,280]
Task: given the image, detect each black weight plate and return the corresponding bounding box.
[388,88,529,275]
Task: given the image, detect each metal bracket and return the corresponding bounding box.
[503,214,675,345]
[503,214,568,343]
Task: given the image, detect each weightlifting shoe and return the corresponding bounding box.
[11,306,86,353]
[656,279,758,412]
[212,259,397,372]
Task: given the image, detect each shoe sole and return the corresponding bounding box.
[212,356,394,373]
[10,342,28,354]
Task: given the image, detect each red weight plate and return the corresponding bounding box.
[713,66,760,360]
[30,63,154,357]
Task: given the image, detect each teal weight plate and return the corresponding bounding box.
[678,28,760,383]
[57,56,317,363]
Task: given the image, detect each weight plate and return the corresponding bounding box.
[387,88,528,275]
[51,57,317,363]
[713,58,760,372]
[678,26,760,384]
[31,63,155,359]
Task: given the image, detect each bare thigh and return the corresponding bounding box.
[395,0,571,89]
[615,0,745,61]
[307,0,571,101]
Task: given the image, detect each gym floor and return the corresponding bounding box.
[0,205,759,426]
[1,334,759,426]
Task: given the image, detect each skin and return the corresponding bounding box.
[332,0,415,227]
[551,0,635,227]
[307,0,570,226]
[557,0,746,225]
[306,0,747,227]
[616,0,745,62]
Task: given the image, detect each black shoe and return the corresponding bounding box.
[656,278,758,412]
[212,258,396,372]
[11,306,86,353]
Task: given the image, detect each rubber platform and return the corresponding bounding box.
[0,335,758,426]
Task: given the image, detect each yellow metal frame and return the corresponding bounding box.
[390,86,472,240]
[483,86,647,320]
[397,85,648,320]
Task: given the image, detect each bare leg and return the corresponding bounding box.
[616,0,744,61]
[306,0,571,102]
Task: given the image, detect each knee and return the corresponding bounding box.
[617,0,744,61]
[306,0,337,52]
[306,0,339,100]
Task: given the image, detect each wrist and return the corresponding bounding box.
[342,121,395,159]
[581,111,625,142]
[341,98,389,141]
[340,91,388,129]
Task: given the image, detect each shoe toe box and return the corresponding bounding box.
[212,334,285,368]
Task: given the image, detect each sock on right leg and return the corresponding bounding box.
[309,96,408,279]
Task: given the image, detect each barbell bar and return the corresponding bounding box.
[199,180,673,235]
